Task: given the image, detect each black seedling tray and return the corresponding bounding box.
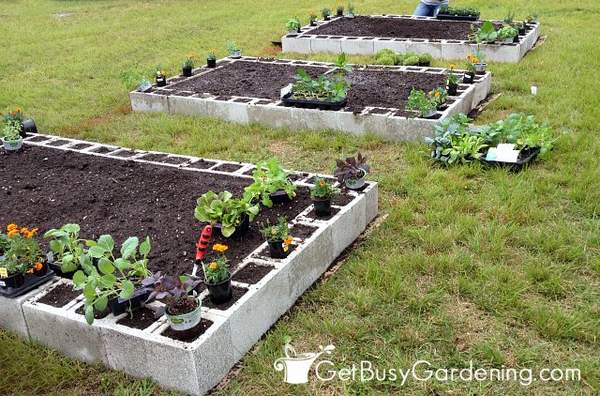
[436,14,478,21]
[482,147,540,172]
[282,93,347,111]
[0,271,56,298]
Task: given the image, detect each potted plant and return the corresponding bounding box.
[3,107,36,137]
[321,8,332,20]
[310,178,339,217]
[283,69,350,111]
[44,223,86,279]
[346,0,356,18]
[472,49,487,74]
[424,113,487,165]
[436,5,480,21]
[447,64,460,96]
[207,51,217,68]
[0,224,45,289]
[2,121,24,152]
[429,87,448,109]
[497,25,518,44]
[336,6,344,17]
[194,191,260,238]
[286,17,301,33]
[203,244,232,304]
[260,217,294,259]
[406,89,437,118]
[182,54,195,77]
[243,158,297,207]
[309,12,318,26]
[142,272,202,331]
[473,21,498,44]
[515,21,526,36]
[417,53,433,67]
[73,235,152,324]
[334,153,370,190]
[227,41,242,59]
[155,67,167,87]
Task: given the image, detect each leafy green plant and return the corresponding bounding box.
[243,158,297,207]
[309,12,317,23]
[333,52,352,76]
[182,55,195,68]
[479,113,555,154]
[438,5,480,18]
[425,114,487,165]
[336,6,344,15]
[291,69,349,103]
[406,89,437,117]
[1,224,43,275]
[2,107,24,125]
[203,251,230,284]
[475,21,498,43]
[0,231,9,254]
[447,64,459,86]
[418,53,433,65]
[194,191,259,237]
[403,55,420,66]
[497,25,518,40]
[321,8,331,19]
[227,41,241,55]
[429,87,448,107]
[286,17,301,32]
[73,235,152,324]
[374,49,397,65]
[207,51,216,61]
[310,178,339,200]
[260,217,290,241]
[44,223,86,274]
[2,120,21,142]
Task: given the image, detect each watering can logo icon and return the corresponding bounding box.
[274,342,335,384]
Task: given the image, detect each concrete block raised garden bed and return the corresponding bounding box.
[0,134,378,395]
[129,57,491,142]
[282,15,540,63]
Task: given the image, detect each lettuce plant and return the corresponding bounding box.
[243,158,296,207]
[44,223,86,274]
[194,191,259,237]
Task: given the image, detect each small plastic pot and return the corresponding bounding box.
[336,10,343,17]
[313,198,332,217]
[207,276,233,304]
[310,20,317,26]
[166,297,202,331]
[269,190,292,205]
[229,50,242,59]
[48,262,74,279]
[0,273,25,289]
[213,215,249,238]
[345,169,367,190]
[108,287,149,316]
[501,37,514,44]
[2,137,24,152]
[474,63,487,75]
[207,58,217,68]
[447,83,458,96]
[519,27,526,35]
[463,72,475,83]
[155,76,167,87]
[182,66,193,77]
[21,118,37,136]
[268,239,289,259]
[421,109,438,119]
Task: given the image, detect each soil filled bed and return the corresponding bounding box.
[37,283,81,307]
[168,61,330,100]
[309,16,477,40]
[346,69,447,115]
[0,146,314,275]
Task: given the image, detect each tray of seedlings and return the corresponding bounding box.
[436,5,480,21]
[281,68,349,111]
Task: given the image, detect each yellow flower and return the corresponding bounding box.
[212,243,229,253]
[449,63,456,70]
[7,229,19,238]
[7,223,17,232]
[208,262,219,271]
[283,237,293,253]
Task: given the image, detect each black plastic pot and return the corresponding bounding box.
[436,13,478,21]
[182,66,193,77]
[267,239,289,259]
[513,35,520,43]
[313,198,332,217]
[519,27,526,35]
[324,15,330,21]
[336,10,343,17]
[108,287,149,316]
[448,83,458,96]
[282,92,347,111]
[0,273,25,289]
[156,76,167,87]
[207,276,233,304]
[214,215,250,238]
[20,118,37,137]
[418,60,431,67]
[310,20,317,26]
[269,190,292,205]
[48,262,74,279]
[463,72,475,83]
[34,262,48,277]
[207,58,217,68]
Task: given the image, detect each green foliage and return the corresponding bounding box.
[403,55,420,66]
[321,8,331,18]
[475,21,498,43]
[194,191,259,237]
[1,120,21,142]
[243,158,296,208]
[333,52,352,75]
[44,223,86,274]
[260,217,289,241]
[374,49,397,65]
[119,68,152,91]
[479,113,556,154]
[0,232,9,254]
[286,17,300,32]
[425,113,487,165]
[73,235,152,324]
[291,69,349,102]
[182,56,194,68]
[438,5,480,18]
[497,25,518,39]
[207,51,216,60]
[418,53,432,65]
[226,41,240,54]
[203,255,230,284]
[406,89,437,117]
[429,87,448,107]
[0,230,42,275]
[310,178,340,200]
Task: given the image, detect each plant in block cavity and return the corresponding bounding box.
[244,158,297,208]
[334,52,352,76]
[203,244,232,304]
[194,191,259,238]
[0,224,45,289]
[155,66,167,87]
[497,25,518,43]
[44,223,87,277]
[429,87,448,108]
[309,12,318,25]
[260,217,294,259]
[73,235,152,324]
[227,41,242,58]
[406,89,437,118]
[473,21,498,43]
[447,64,460,95]
[182,53,196,77]
[310,178,340,217]
[143,272,202,331]
[1,120,23,152]
[207,50,217,68]
[336,5,344,16]
[286,17,301,33]
[321,8,332,20]
[334,153,370,190]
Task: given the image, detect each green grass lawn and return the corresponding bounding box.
[1,0,599,395]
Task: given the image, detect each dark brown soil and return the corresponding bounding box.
[307,206,341,220]
[166,297,198,315]
[232,263,274,284]
[333,192,355,206]
[204,286,247,310]
[290,223,318,240]
[346,69,446,115]
[75,304,110,319]
[309,16,476,40]
[162,318,213,342]
[213,163,243,172]
[188,159,216,169]
[0,146,314,276]
[168,61,329,100]
[37,283,80,307]
[116,307,159,330]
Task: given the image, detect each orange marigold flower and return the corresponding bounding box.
[208,262,219,271]
[7,223,18,232]
[34,262,43,271]
[212,243,229,253]
[7,229,19,238]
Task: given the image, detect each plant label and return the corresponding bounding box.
[280,84,293,99]
[0,267,7,278]
[487,144,520,163]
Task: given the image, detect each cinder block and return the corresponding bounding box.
[405,41,442,59]
[441,42,474,61]
[204,99,249,124]
[310,38,342,54]
[330,195,367,257]
[168,95,207,116]
[373,39,407,53]
[0,280,57,338]
[341,38,375,55]
[363,183,379,223]
[129,92,169,113]
[282,37,311,53]
[387,116,437,141]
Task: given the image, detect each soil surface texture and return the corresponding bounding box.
[0,146,315,275]
[232,263,274,284]
[37,283,80,307]
[309,16,476,40]
[117,307,159,330]
[168,61,330,99]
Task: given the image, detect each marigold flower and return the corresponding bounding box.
[212,243,229,253]
[449,63,456,70]
[208,262,219,271]
[34,262,43,271]
[7,229,19,238]
[7,224,17,232]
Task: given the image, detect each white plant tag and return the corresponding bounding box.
[281,84,293,99]
[494,144,520,163]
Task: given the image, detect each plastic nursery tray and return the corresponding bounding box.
[435,14,479,21]
[482,147,540,171]
[281,93,347,111]
[0,271,55,298]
